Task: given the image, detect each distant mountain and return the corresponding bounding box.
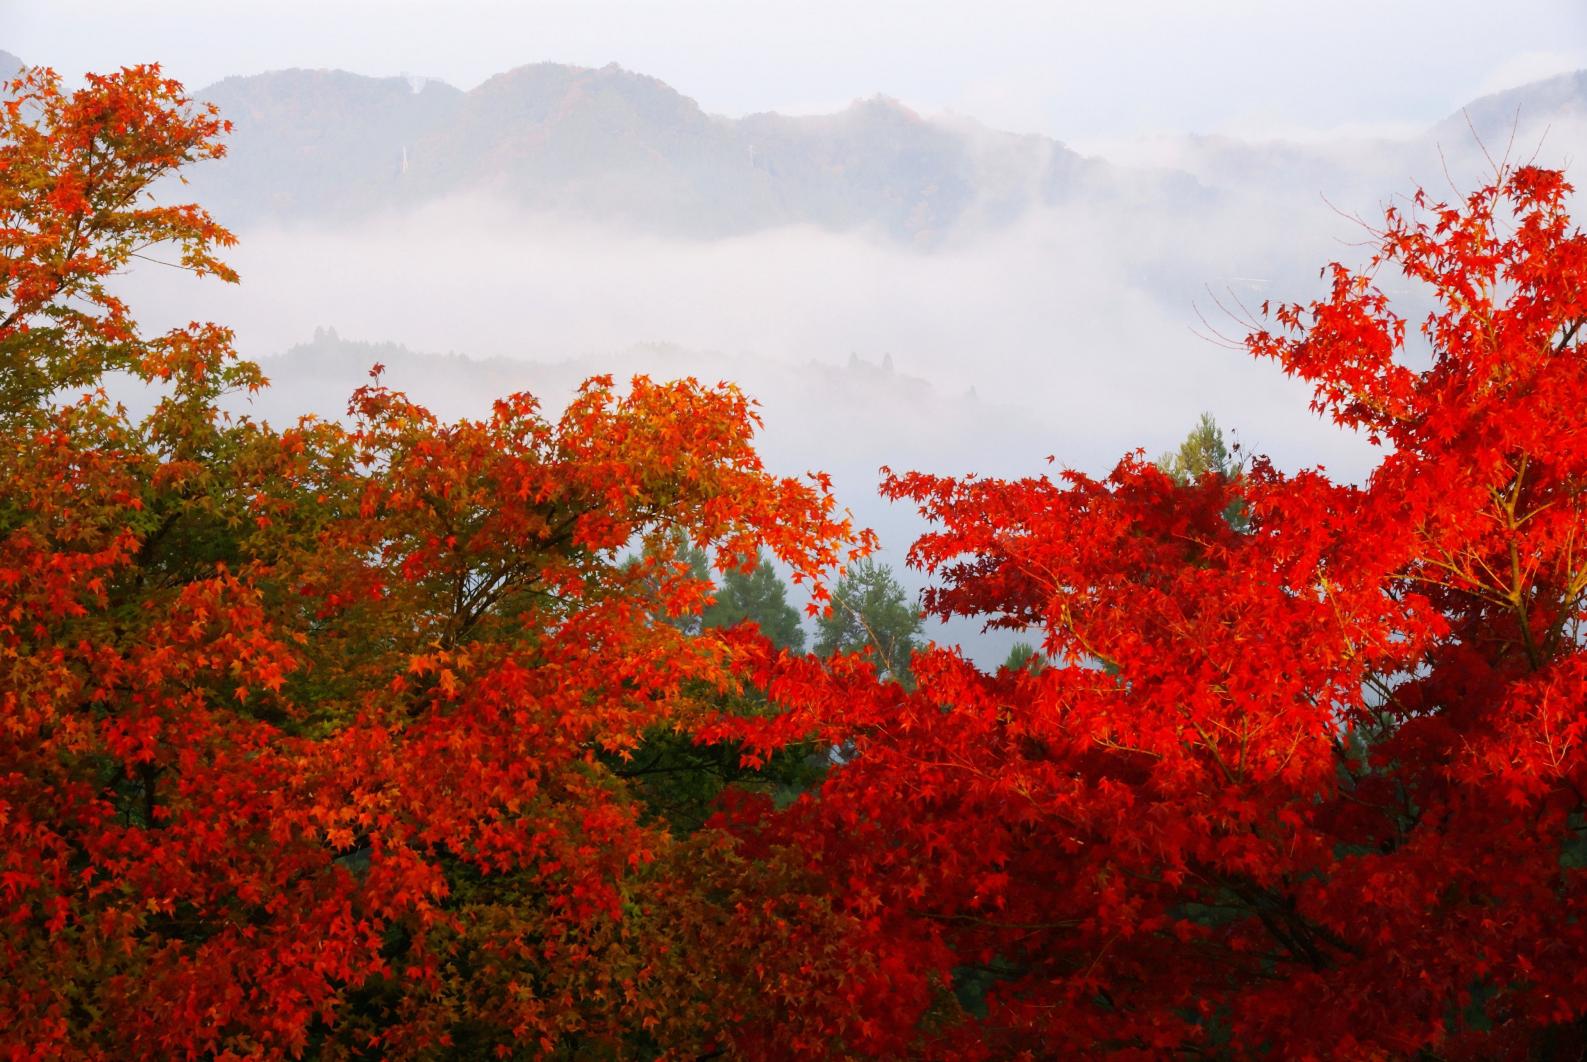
[0,50,22,77]
[7,48,1587,243]
[1434,70,1587,156]
[186,61,1113,240]
[195,69,464,220]
[177,58,1587,244]
[1134,71,1587,203]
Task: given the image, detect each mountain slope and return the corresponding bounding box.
[183,61,1108,240]
[1433,70,1587,156]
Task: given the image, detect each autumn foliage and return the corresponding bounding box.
[7,63,1587,1060]
[0,65,870,1059]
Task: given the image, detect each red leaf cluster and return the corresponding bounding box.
[7,62,1587,1059]
[711,162,1587,1056]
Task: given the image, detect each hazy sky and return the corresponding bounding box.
[7,0,1587,147]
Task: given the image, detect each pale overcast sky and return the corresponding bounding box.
[6,0,1587,147]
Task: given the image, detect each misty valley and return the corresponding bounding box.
[7,25,1587,1060]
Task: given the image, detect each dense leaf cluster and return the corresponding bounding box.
[7,64,1587,1059]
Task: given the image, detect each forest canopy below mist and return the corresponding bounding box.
[9,49,1587,1061]
[51,47,1587,657]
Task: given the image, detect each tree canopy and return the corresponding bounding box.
[712,162,1587,1057]
[0,63,872,1059]
[8,61,1587,1059]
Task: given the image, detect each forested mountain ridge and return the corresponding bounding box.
[178,58,1587,241]
[9,48,1584,244]
[186,60,1110,239]
[1435,68,1587,145]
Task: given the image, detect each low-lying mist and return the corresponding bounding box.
[120,183,1389,462]
[110,127,1576,660]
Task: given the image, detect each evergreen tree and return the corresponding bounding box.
[1001,640,1046,674]
[1158,412,1248,530]
[704,555,807,652]
[1156,411,1234,483]
[814,558,923,685]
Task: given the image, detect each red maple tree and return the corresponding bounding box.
[711,164,1587,1057]
[0,64,871,1059]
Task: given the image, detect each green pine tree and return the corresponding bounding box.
[704,555,807,652]
[814,558,924,686]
